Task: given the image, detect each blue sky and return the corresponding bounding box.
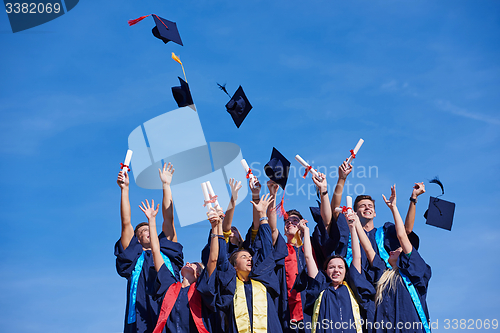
[1,0,499,332]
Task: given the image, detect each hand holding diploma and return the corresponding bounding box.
[120,149,133,175]
[346,139,364,165]
[241,159,257,185]
[334,195,354,219]
[295,154,323,181]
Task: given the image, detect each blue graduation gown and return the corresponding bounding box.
[373,248,431,333]
[115,232,183,333]
[201,230,239,267]
[273,232,311,333]
[154,264,215,333]
[200,224,283,333]
[304,271,358,333]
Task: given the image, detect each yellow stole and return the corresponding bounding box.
[234,278,267,333]
[311,282,362,333]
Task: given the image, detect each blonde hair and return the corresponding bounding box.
[375,268,402,306]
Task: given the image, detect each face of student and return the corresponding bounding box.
[234,251,253,273]
[388,247,402,267]
[326,258,346,287]
[229,227,241,245]
[181,262,202,279]
[284,215,300,236]
[356,199,376,221]
[136,225,150,247]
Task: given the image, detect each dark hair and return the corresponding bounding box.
[285,209,303,220]
[229,249,251,267]
[323,254,348,272]
[354,195,375,212]
[134,222,149,236]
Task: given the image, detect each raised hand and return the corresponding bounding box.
[229,178,242,201]
[297,219,309,233]
[339,159,353,180]
[117,171,129,189]
[249,176,262,197]
[412,182,425,198]
[344,210,360,227]
[207,207,222,227]
[139,199,159,220]
[267,180,279,197]
[382,184,397,209]
[159,162,175,186]
[312,171,328,193]
[251,193,273,215]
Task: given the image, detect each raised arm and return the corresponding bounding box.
[345,211,361,273]
[118,171,134,250]
[383,185,412,254]
[331,159,353,222]
[312,172,331,231]
[249,177,262,231]
[159,163,176,242]
[250,193,273,227]
[207,207,223,277]
[404,182,425,235]
[222,178,242,233]
[267,180,280,245]
[298,220,318,279]
[347,210,376,266]
[139,199,163,272]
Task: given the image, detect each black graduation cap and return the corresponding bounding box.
[171,77,195,109]
[424,197,455,231]
[382,222,420,252]
[225,86,252,128]
[264,147,290,190]
[128,14,183,46]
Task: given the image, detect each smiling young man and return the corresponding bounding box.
[114,163,183,333]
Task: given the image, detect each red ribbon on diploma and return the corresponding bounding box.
[246,169,253,179]
[120,163,130,172]
[349,149,356,160]
[203,194,218,207]
[302,166,313,179]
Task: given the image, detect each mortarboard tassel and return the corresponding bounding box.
[217,83,231,97]
[276,192,288,219]
[429,176,444,195]
[172,52,187,83]
[128,15,151,26]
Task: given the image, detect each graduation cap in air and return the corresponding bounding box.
[223,85,252,128]
[264,147,290,190]
[171,77,195,110]
[128,14,183,46]
[424,177,455,231]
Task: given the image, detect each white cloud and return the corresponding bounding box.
[436,100,500,126]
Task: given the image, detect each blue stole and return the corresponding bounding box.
[127,251,175,324]
[375,228,431,333]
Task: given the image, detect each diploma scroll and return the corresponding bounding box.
[295,154,322,181]
[346,139,364,165]
[201,182,213,210]
[205,181,221,209]
[121,149,133,174]
[240,159,257,184]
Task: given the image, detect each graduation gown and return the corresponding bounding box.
[201,224,283,333]
[153,263,216,333]
[273,232,311,333]
[304,271,360,333]
[115,232,184,333]
[373,248,431,333]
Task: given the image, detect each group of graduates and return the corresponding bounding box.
[115,157,432,333]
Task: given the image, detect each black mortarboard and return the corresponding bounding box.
[152,15,183,45]
[172,77,195,109]
[382,222,420,252]
[424,196,455,231]
[128,14,183,46]
[264,148,290,190]
[226,86,252,128]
